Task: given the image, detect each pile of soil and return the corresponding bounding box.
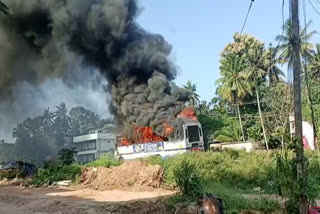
[0,179,10,185]
[79,160,164,191]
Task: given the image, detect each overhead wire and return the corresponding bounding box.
[240,0,255,35]
[308,0,320,17]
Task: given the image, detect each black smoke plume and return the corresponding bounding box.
[0,0,189,138]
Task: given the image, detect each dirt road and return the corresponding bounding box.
[0,185,174,214]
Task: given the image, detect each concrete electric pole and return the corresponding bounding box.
[291,0,308,213]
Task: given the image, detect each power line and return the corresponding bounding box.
[276,0,285,49]
[240,0,255,35]
[308,0,320,17]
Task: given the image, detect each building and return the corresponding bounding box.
[0,140,16,162]
[289,115,315,150]
[73,127,116,164]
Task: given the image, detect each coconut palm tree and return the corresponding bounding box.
[183,81,200,108]
[309,44,320,78]
[197,100,212,115]
[42,108,54,129]
[244,46,270,150]
[54,103,70,148]
[275,19,316,69]
[263,44,285,85]
[276,20,317,146]
[216,54,252,141]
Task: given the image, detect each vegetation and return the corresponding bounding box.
[147,150,320,213]
[159,152,281,213]
[86,153,121,168]
[146,150,320,195]
[0,104,112,163]
[32,163,81,186]
[58,148,78,166]
[31,148,81,186]
[172,158,203,200]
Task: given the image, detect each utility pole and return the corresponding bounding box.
[291,0,308,213]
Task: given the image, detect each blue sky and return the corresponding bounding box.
[137,0,320,102]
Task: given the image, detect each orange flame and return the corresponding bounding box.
[178,107,197,120]
[163,123,174,137]
[121,125,169,145]
[120,108,197,146]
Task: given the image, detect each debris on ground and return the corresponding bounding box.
[80,160,164,191]
[53,180,72,187]
[0,178,10,185]
[174,202,198,214]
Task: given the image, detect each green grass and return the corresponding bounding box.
[145,150,320,196]
[145,150,275,191]
[205,182,280,214]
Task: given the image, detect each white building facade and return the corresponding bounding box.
[289,115,315,150]
[73,131,116,164]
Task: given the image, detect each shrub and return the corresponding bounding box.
[32,162,81,186]
[173,158,203,200]
[58,148,77,166]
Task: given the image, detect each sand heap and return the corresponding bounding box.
[80,160,164,191]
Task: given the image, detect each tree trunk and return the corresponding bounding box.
[256,89,269,150]
[236,103,245,142]
[291,0,308,212]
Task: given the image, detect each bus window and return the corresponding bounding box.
[185,129,188,138]
[187,125,200,142]
[199,127,202,137]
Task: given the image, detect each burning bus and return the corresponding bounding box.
[115,108,204,160]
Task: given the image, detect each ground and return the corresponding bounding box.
[0,185,174,214]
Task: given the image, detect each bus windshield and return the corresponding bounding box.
[187,125,200,142]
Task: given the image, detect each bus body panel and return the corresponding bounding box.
[116,122,204,160]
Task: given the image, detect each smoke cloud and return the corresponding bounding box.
[0,0,189,139]
[0,69,111,142]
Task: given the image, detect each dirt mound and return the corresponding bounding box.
[80,160,164,191]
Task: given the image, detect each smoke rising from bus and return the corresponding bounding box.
[0,0,190,140]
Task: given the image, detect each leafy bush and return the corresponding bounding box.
[58,148,78,166]
[173,158,203,200]
[86,153,120,168]
[32,162,81,186]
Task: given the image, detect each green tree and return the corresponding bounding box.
[217,54,252,141]
[183,81,200,108]
[263,82,293,149]
[244,45,269,149]
[309,44,320,78]
[197,100,212,115]
[275,19,316,69]
[214,120,241,142]
[69,106,101,136]
[277,20,317,146]
[221,33,273,148]
[58,148,77,166]
[13,117,52,162]
[263,44,285,85]
[53,103,71,149]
